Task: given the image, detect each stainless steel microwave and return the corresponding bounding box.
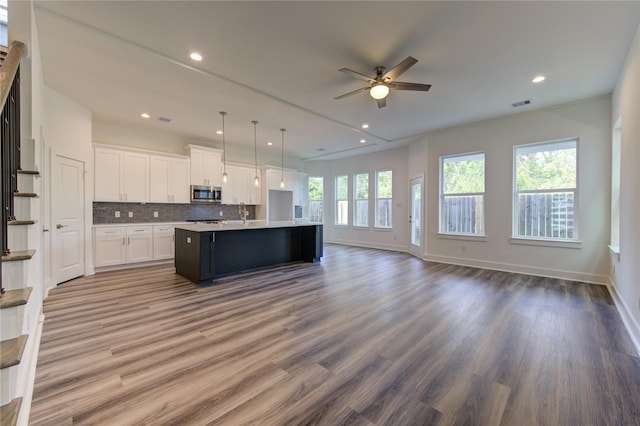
[190,185,222,203]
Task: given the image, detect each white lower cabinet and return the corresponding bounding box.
[95,225,163,267]
[126,226,153,263]
[153,225,175,260]
[94,227,126,267]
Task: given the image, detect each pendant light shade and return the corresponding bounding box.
[280,128,286,188]
[219,111,228,183]
[252,120,260,187]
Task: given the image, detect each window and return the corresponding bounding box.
[354,173,369,227]
[0,0,7,46]
[335,175,348,225]
[514,139,577,240]
[440,153,485,235]
[375,170,392,228]
[308,176,324,223]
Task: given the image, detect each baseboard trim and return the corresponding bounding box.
[325,238,407,253]
[607,284,640,356]
[16,310,43,426]
[425,253,608,285]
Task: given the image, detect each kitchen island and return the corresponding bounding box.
[174,221,323,284]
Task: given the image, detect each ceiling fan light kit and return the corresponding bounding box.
[335,56,431,108]
[370,84,390,100]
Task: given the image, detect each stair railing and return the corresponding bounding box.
[1,40,25,294]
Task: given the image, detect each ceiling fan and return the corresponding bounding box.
[334,56,431,108]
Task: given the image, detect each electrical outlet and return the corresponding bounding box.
[153,211,159,218]
[186,237,191,244]
[219,211,224,217]
[115,211,120,218]
[128,211,133,218]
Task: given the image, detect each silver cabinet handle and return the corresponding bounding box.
[56,224,68,229]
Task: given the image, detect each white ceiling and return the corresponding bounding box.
[33,1,640,161]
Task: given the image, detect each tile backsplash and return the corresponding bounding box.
[93,202,256,224]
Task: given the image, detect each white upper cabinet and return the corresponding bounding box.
[221,164,262,205]
[266,168,294,191]
[150,154,190,203]
[189,145,222,187]
[95,146,149,202]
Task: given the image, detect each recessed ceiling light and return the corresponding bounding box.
[190,52,203,61]
[216,130,223,135]
[362,123,369,129]
[360,139,366,144]
[140,113,150,119]
[267,142,273,146]
[532,75,545,83]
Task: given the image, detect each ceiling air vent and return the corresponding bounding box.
[158,117,172,123]
[512,100,531,108]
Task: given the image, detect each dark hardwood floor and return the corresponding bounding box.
[29,244,640,425]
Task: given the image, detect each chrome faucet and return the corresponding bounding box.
[239,202,249,224]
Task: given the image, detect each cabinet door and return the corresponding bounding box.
[95,149,123,201]
[234,166,250,204]
[153,226,175,260]
[94,227,126,267]
[170,158,191,203]
[204,151,222,187]
[123,152,150,202]
[190,149,206,186]
[126,226,153,263]
[150,156,171,203]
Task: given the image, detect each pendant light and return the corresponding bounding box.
[280,128,286,188]
[252,120,260,186]
[219,111,228,183]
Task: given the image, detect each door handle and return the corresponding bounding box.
[56,224,68,229]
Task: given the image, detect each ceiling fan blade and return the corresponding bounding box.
[339,68,376,84]
[376,98,387,108]
[382,56,418,82]
[334,86,370,100]
[388,82,432,92]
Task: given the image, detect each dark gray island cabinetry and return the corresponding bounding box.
[174,221,323,284]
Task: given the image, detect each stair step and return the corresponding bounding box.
[0,335,28,369]
[7,219,37,226]
[2,249,36,262]
[17,169,40,176]
[13,192,38,198]
[0,287,33,309]
[0,397,22,426]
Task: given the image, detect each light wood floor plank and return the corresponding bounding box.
[29,244,640,425]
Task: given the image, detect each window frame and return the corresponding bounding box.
[335,174,349,226]
[375,170,393,229]
[353,172,369,228]
[439,152,486,236]
[512,138,579,242]
[308,176,324,224]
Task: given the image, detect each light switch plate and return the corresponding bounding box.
[153,211,159,218]
[219,211,224,217]
[186,237,191,244]
[115,211,120,218]
[128,211,133,218]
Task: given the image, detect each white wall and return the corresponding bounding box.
[423,96,611,284]
[305,146,410,252]
[43,87,94,284]
[611,20,640,351]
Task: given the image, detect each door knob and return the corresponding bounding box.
[56,224,68,229]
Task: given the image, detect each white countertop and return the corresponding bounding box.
[175,220,318,232]
[93,222,189,228]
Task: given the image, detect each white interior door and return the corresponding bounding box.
[52,155,85,283]
[409,176,424,257]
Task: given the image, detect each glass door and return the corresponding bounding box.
[409,176,424,257]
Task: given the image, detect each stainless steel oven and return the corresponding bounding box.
[190,185,222,203]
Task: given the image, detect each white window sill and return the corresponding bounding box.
[374,227,393,232]
[509,237,581,249]
[437,233,487,242]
